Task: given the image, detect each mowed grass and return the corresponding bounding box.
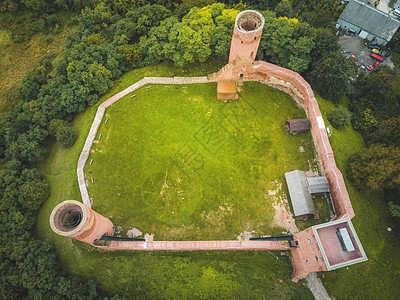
[86,81,315,240]
[36,66,314,299]
[316,95,400,300]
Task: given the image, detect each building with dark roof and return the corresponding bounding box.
[336,0,400,45]
[286,119,311,134]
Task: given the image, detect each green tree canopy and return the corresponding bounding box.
[309,51,355,101]
[258,16,316,73]
[349,145,400,190]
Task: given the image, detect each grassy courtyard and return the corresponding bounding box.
[36,64,315,298]
[35,64,400,299]
[86,81,317,240]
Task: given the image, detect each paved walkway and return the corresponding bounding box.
[306,273,331,300]
[99,240,291,251]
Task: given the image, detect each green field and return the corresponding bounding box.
[36,65,315,298]
[35,64,400,299]
[85,81,317,240]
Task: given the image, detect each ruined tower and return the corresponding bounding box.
[50,200,113,244]
[215,10,265,100]
[229,10,265,64]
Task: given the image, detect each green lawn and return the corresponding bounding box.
[317,95,400,300]
[35,63,400,299]
[86,81,317,240]
[36,65,314,299]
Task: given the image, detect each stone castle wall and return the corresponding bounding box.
[246,61,354,220]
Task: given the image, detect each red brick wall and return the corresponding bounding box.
[211,61,355,220]
[249,61,354,219]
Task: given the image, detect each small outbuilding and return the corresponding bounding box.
[285,170,316,218]
[217,81,238,101]
[286,119,311,134]
[306,177,330,194]
[336,0,400,45]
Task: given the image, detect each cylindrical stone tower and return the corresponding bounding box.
[50,200,113,244]
[229,10,265,64]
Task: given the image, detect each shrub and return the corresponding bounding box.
[49,119,78,148]
[56,126,78,148]
[327,108,351,129]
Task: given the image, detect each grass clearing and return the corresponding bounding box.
[316,95,400,300]
[35,65,317,299]
[0,12,74,112]
[86,81,318,240]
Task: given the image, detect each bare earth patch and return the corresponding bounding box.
[267,180,299,234]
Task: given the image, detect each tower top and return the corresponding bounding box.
[50,200,88,237]
[234,10,265,35]
[228,10,265,64]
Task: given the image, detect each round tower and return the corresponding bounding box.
[50,200,113,244]
[229,10,265,64]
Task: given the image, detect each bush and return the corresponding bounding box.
[49,119,78,148]
[327,108,351,129]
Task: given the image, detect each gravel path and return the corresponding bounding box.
[306,273,331,300]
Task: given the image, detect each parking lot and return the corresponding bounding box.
[338,35,394,72]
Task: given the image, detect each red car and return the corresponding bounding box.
[370,53,383,61]
[374,62,380,67]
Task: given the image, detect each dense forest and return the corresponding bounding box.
[0,0,399,298]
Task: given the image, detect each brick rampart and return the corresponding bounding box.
[210,61,354,220]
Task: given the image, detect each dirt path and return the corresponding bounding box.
[306,273,331,300]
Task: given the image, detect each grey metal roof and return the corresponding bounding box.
[338,0,400,41]
[285,170,316,217]
[307,176,330,194]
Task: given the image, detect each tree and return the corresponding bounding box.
[118,44,142,69]
[355,67,396,119]
[348,145,400,190]
[140,4,239,66]
[49,119,78,148]
[311,29,340,60]
[389,201,400,218]
[309,51,355,101]
[274,0,292,17]
[369,117,400,147]
[56,125,78,148]
[112,4,172,42]
[258,15,316,73]
[351,107,378,135]
[327,107,351,129]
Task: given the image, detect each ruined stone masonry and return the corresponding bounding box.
[51,10,366,284]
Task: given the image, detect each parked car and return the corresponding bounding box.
[367,65,373,70]
[372,48,380,54]
[374,62,380,67]
[370,53,384,61]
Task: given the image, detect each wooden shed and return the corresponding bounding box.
[217,81,238,100]
[286,119,311,134]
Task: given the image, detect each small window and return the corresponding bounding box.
[241,41,243,44]
[254,37,257,40]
